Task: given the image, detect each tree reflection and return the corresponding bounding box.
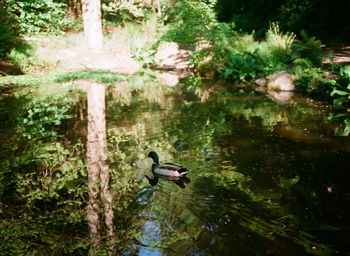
[126,88,346,255]
[86,81,115,248]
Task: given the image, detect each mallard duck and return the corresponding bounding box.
[147,151,191,180]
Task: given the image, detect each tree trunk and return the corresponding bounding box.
[81,0,103,51]
[67,0,81,19]
[152,0,162,17]
[156,0,161,17]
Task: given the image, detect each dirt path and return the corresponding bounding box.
[1,33,142,76]
[33,34,141,74]
[323,44,350,65]
[49,45,140,74]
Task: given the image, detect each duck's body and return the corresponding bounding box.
[147,151,191,181]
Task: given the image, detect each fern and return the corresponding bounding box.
[292,30,324,65]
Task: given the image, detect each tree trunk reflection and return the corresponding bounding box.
[86,82,115,248]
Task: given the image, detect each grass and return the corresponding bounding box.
[104,16,160,55]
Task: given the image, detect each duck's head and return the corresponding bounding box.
[148,151,159,164]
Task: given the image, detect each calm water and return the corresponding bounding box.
[1,83,350,255]
[122,89,350,256]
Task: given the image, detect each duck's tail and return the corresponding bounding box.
[178,168,190,175]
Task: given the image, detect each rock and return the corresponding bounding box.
[195,39,213,52]
[255,78,267,87]
[158,72,180,86]
[267,71,294,91]
[155,42,190,70]
[155,42,179,61]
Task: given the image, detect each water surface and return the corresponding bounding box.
[1,83,349,255]
[123,90,350,256]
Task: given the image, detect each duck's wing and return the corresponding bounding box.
[163,162,184,168]
[156,163,190,176]
[161,163,190,173]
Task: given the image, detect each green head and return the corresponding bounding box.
[148,151,159,164]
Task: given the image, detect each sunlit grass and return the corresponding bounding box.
[104,16,160,55]
[54,70,127,84]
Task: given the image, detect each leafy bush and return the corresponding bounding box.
[294,64,350,105]
[221,51,260,83]
[7,47,49,73]
[20,97,76,139]
[230,33,259,54]
[215,0,350,43]
[103,0,151,25]
[257,22,295,72]
[292,30,324,65]
[294,65,330,96]
[330,66,350,107]
[163,0,219,47]
[0,2,19,57]
[215,23,296,83]
[7,0,71,34]
[327,66,350,136]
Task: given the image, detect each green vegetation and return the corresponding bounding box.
[0,2,19,58]
[102,0,154,25]
[1,0,350,254]
[157,0,350,128]
[6,0,72,34]
[215,0,350,43]
[0,72,169,254]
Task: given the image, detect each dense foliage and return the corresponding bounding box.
[102,0,155,25]
[215,0,350,43]
[6,0,71,34]
[0,2,19,57]
[160,0,350,117]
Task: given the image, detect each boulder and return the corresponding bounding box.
[255,78,267,87]
[267,71,294,91]
[158,72,180,87]
[155,42,190,70]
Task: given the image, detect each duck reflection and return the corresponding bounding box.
[145,174,191,188]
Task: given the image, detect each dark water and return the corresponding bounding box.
[1,83,350,255]
[122,90,350,256]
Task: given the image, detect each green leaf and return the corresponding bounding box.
[333,97,348,106]
[330,89,349,97]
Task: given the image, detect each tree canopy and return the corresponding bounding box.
[216,0,350,42]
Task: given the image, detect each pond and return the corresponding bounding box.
[0,81,349,255]
[122,88,350,256]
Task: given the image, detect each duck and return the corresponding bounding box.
[147,151,191,179]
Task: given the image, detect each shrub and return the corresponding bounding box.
[257,22,295,72]
[0,2,19,57]
[7,47,48,73]
[230,33,259,54]
[221,51,260,83]
[330,66,350,107]
[215,23,296,83]
[7,0,70,34]
[102,0,151,25]
[163,0,219,47]
[294,65,329,95]
[292,30,324,66]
